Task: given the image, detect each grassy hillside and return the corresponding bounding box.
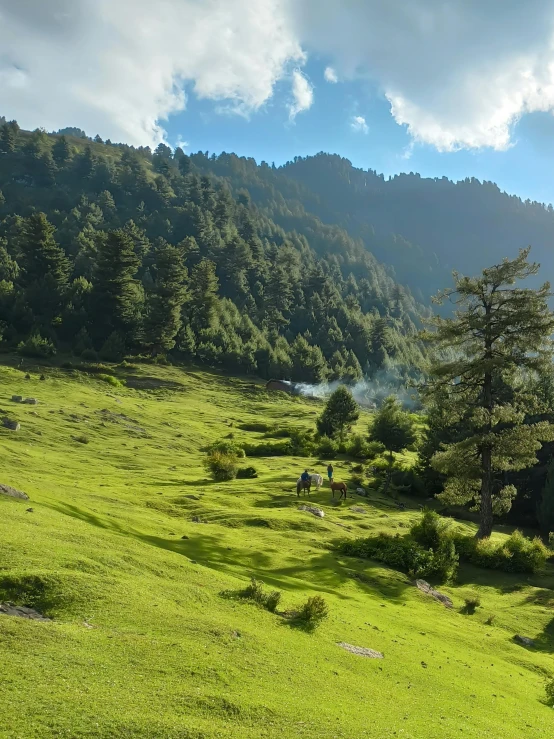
[0,359,553,738]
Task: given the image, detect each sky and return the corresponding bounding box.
[3,1,554,204]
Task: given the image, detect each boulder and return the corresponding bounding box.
[23,398,38,405]
[0,484,29,501]
[514,635,536,647]
[0,603,50,622]
[2,418,20,431]
[415,579,453,609]
[11,395,22,403]
[298,504,325,518]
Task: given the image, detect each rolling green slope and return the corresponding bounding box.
[0,360,553,738]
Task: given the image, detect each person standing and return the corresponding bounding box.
[327,463,334,484]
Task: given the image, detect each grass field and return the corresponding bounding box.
[0,358,553,738]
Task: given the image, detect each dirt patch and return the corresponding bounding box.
[0,602,51,622]
[337,642,383,659]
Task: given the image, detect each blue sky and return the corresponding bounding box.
[4,1,554,206]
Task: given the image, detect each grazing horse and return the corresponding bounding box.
[331,481,348,500]
[296,474,322,490]
[296,479,312,497]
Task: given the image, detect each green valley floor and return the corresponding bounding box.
[0,359,553,738]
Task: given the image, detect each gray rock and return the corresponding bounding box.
[337,642,383,659]
[415,579,453,609]
[0,484,29,501]
[11,395,22,403]
[2,418,20,431]
[23,398,38,405]
[0,602,50,622]
[514,635,536,647]
[298,504,325,518]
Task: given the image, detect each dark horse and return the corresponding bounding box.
[296,479,312,497]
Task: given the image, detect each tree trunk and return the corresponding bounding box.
[477,444,493,538]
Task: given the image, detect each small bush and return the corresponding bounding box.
[452,530,548,574]
[238,422,272,433]
[462,594,481,614]
[73,434,89,445]
[207,440,245,458]
[243,440,292,457]
[204,451,238,482]
[18,333,56,358]
[346,434,371,459]
[265,591,281,613]
[316,436,339,459]
[236,466,258,479]
[485,614,496,626]
[99,331,126,363]
[410,509,451,551]
[296,595,329,629]
[96,373,124,388]
[545,679,554,707]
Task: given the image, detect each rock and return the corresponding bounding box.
[356,487,367,496]
[351,506,366,514]
[415,579,453,609]
[0,484,29,501]
[514,635,536,647]
[298,504,325,518]
[39,375,46,381]
[23,398,38,405]
[26,508,34,512]
[2,418,20,431]
[337,642,383,659]
[11,395,22,403]
[181,535,189,540]
[24,373,31,380]
[0,603,50,622]
[184,494,200,500]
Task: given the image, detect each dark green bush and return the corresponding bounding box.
[346,434,372,459]
[207,440,245,458]
[243,440,292,457]
[316,436,339,459]
[17,333,56,358]
[410,509,451,551]
[452,530,548,574]
[80,348,98,361]
[239,578,282,614]
[545,679,554,707]
[462,594,481,614]
[236,466,258,479]
[265,591,281,613]
[204,450,238,481]
[239,422,272,433]
[296,595,329,629]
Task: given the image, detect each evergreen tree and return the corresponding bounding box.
[144,242,188,353]
[0,124,16,154]
[538,459,554,541]
[316,386,359,441]
[370,396,417,494]
[52,135,72,165]
[91,229,141,344]
[290,335,328,383]
[425,249,554,538]
[187,259,219,333]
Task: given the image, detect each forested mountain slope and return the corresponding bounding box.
[0,123,427,381]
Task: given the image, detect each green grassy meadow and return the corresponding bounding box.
[0,359,553,738]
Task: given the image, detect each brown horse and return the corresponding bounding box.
[330,481,347,500]
[296,479,312,497]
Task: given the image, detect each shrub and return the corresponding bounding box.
[243,440,292,457]
[238,422,272,433]
[316,436,339,459]
[99,331,126,363]
[73,435,89,445]
[265,591,281,613]
[462,594,481,614]
[545,679,554,707]
[452,530,548,574]
[96,373,124,388]
[410,509,451,551]
[346,434,371,459]
[207,440,245,458]
[204,450,238,482]
[296,595,329,629]
[288,428,314,456]
[18,333,56,358]
[236,466,258,479]
[485,614,496,626]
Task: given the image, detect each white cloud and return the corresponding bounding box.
[324,66,338,83]
[0,0,304,146]
[288,69,314,120]
[350,115,369,134]
[6,1,554,152]
[291,0,554,151]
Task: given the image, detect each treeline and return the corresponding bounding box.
[0,121,427,382]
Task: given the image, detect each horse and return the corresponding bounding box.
[296,479,312,497]
[330,481,348,500]
[296,474,322,490]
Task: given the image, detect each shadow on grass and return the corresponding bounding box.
[42,500,411,602]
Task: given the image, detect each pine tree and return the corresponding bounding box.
[316,386,359,441]
[187,259,219,333]
[370,396,417,494]
[52,135,72,165]
[425,248,554,538]
[290,335,328,383]
[0,124,16,154]
[91,229,141,343]
[144,242,188,353]
[538,459,554,541]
